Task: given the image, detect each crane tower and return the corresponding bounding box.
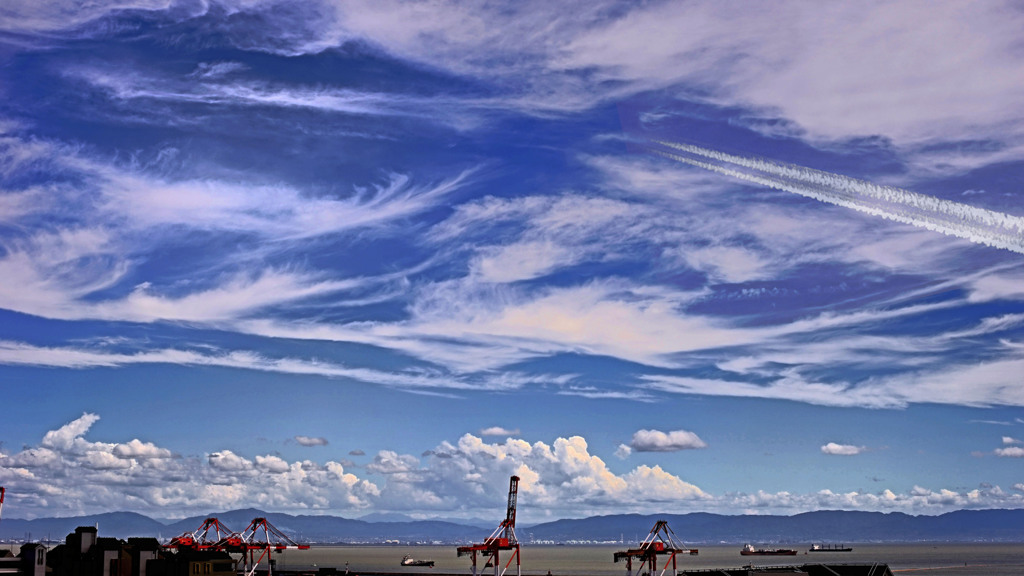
[613,520,696,576]
[457,475,521,576]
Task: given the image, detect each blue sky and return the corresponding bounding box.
[1,1,1023,524]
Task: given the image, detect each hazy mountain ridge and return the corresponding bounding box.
[1,509,1021,543]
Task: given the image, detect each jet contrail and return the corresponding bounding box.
[645,139,1024,255]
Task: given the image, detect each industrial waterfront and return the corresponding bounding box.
[5,538,1024,576]
[225,543,1024,576]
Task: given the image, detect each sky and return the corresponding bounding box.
[1,0,1023,525]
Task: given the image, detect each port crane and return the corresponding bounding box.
[163,516,308,576]
[232,517,310,576]
[613,520,696,576]
[164,517,239,551]
[457,475,521,576]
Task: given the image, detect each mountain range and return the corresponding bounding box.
[2,509,1022,544]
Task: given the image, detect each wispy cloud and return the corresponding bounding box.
[644,348,1024,410]
[295,436,329,447]
[0,133,471,323]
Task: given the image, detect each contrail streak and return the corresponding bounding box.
[645,139,1024,255]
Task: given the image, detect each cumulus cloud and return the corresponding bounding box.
[0,415,380,518]
[821,442,866,456]
[994,447,1024,458]
[614,444,632,459]
[3,416,1024,519]
[295,436,329,447]
[1002,436,1022,445]
[41,413,101,451]
[630,429,707,452]
[112,439,173,459]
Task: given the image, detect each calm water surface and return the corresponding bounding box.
[270,544,1024,576]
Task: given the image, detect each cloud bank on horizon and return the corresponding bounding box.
[3,413,1020,521]
[1,0,1023,520]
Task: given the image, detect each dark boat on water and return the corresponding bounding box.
[400,555,434,567]
[809,543,853,552]
[740,544,797,556]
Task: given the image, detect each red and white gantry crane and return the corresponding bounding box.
[613,520,697,576]
[457,475,521,576]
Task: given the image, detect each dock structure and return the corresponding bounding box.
[678,564,894,576]
[456,476,521,576]
[613,520,697,576]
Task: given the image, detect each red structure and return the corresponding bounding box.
[163,516,308,576]
[613,520,696,576]
[0,487,5,523]
[233,517,310,576]
[457,475,521,576]
[165,518,239,551]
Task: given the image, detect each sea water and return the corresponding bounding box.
[269,544,1024,576]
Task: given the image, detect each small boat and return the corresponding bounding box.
[809,544,853,552]
[740,544,798,556]
[401,555,435,567]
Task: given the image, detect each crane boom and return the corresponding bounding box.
[502,475,518,541]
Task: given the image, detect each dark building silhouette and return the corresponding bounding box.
[0,543,47,576]
[145,550,235,576]
[44,527,234,576]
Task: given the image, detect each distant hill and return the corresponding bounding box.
[1,508,1022,544]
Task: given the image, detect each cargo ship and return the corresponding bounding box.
[740,544,798,556]
[809,543,852,552]
[400,555,435,567]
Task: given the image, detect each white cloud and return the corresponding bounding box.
[645,341,1024,410]
[112,439,173,459]
[630,429,707,452]
[995,447,1024,458]
[680,245,769,284]
[0,133,471,324]
[9,1,1024,169]
[821,442,866,456]
[557,2,1024,152]
[479,427,520,437]
[614,444,631,460]
[0,340,496,393]
[404,279,750,369]
[0,0,179,33]
[208,450,254,472]
[255,455,291,474]
[967,270,1024,303]
[295,436,329,447]
[41,413,101,451]
[4,416,1023,519]
[472,240,577,283]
